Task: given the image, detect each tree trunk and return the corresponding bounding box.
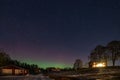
[112,59,115,66]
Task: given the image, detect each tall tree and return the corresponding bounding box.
[89,45,108,66]
[73,59,82,70]
[106,41,120,66]
[0,49,11,66]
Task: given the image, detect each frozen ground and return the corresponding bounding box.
[0,74,53,80]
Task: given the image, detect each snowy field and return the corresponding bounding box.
[0,75,54,80]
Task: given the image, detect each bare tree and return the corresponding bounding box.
[106,41,120,66]
[89,45,108,68]
[73,59,82,70]
[0,49,11,66]
[89,45,107,62]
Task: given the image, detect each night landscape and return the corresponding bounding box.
[0,0,120,80]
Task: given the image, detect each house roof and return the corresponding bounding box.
[0,65,26,70]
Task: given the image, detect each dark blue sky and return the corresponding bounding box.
[0,0,120,68]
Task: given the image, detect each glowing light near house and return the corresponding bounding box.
[93,62,106,68]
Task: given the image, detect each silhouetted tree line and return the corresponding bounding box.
[89,40,120,66]
[0,49,40,74]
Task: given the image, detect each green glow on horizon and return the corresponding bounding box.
[21,59,72,69]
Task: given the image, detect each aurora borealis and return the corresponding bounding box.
[23,60,70,68]
[0,0,120,68]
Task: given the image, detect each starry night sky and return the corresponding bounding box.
[0,0,120,68]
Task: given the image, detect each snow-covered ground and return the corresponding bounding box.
[0,74,54,80]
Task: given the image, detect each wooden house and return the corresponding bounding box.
[0,65,29,75]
